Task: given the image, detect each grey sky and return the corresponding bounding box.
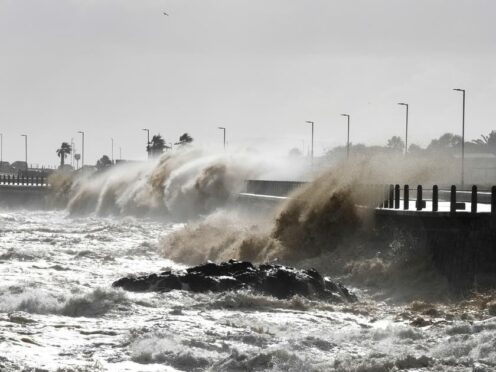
[1,0,495,166]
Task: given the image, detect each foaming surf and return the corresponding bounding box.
[1,207,496,371]
[0,287,129,317]
[2,151,495,371]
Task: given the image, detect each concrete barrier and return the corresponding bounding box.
[239,180,496,291]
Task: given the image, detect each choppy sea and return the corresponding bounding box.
[1,209,495,371]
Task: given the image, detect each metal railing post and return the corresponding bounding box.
[394,184,400,209]
[404,185,409,210]
[416,185,423,211]
[471,185,477,214]
[450,185,456,214]
[432,185,438,212]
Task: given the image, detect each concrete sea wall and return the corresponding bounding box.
[0,185,49,208]
[240,180,496,291]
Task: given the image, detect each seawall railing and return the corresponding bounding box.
[360,184,496,215]
[243,179,496,215]
[0,175,48,187]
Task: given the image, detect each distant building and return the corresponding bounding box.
[11,161,27,172]
[0,161,12,174]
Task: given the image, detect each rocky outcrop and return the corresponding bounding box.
[113,260,356,302]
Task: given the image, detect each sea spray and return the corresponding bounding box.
[161,161,369,265]
[54,147,268,218]
[161,209,280,264]
[50,150,455,298]
[160,156,454,299]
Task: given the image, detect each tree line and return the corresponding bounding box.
[55,132,194,170]
[323,130,496,158]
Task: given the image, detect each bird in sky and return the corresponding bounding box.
[163,11,169,16]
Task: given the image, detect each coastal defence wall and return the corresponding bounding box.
[374,209,496,291]
[241,180,496,291]
[0,184,49,208]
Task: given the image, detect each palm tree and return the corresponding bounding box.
[472,131,496,153]
[56,142,72,168]
[149,134,166,157]
[175,133,194,146]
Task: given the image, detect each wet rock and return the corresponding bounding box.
[113,260,357,302]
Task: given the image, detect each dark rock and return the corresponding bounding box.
[113,259,357,302]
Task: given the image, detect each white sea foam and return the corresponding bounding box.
[1,205,495,371]
[0,287,129,317]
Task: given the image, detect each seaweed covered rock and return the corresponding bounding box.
[113,260,356,302]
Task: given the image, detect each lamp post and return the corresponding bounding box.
[21,134,27,170]
[111,137,114,164]
[305,121,314,161]
[218,127,226,149]
[341,114,350,159]
[142,128,150,158]
[397,103,409,156]
[453,88,466,187]
[77,131,85,168]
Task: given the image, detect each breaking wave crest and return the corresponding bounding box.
[161,158,451,300]
[0,287,129,317]
[54,147,262,219]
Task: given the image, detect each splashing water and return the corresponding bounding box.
[55,148,268,218]
[159,156,457,301]
[2,152,495,370]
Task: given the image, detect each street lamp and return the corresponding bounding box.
[398,103,409,156]
[142,128,150,158]
[218,127,226,149]
[305,121,314,161]
[341,114,350,159]
[77,131,85,168]
[453,88,466,187]
[21,134,27,170]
